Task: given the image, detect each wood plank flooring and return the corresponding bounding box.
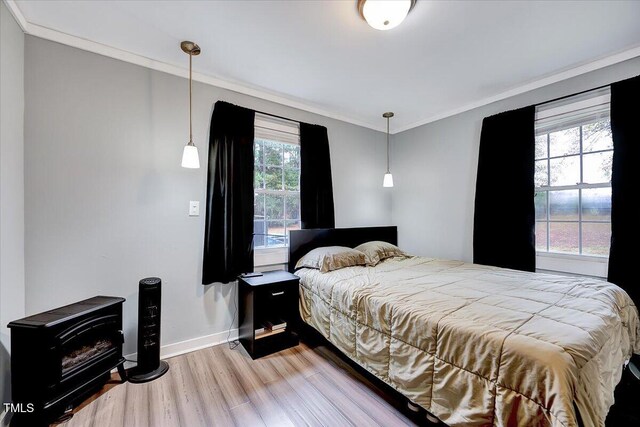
[59,342,419,427]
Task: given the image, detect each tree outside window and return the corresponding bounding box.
[254,139,301,248]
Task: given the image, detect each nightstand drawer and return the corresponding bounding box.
[259,284,295,303]
[255,283,296,322]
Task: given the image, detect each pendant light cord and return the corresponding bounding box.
[189,52,193,145]
[386,116,390,173]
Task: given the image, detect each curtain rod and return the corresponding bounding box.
[254,109,301,126]
[536,82,611,108]
[218,100,304,125]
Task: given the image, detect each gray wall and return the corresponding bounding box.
[24,36,391,356]
[391,56,640,262]
[0,1,25,409]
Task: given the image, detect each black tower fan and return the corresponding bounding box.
[128,277,169,383]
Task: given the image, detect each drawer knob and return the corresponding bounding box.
[271,291,285,296]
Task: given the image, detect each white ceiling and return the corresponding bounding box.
[11,0,640,133]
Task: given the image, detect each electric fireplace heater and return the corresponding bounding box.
[8,296,126,425]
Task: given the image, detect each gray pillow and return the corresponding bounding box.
[295,246,368,273]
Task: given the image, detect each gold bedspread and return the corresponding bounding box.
[297,256,640,427]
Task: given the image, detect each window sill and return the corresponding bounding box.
[536,252,608,278]
[254,246,289,268]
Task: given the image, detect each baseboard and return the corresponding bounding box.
[120,328,239,369]
[158,329,239,360]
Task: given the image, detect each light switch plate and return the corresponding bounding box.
[189,201,200,216]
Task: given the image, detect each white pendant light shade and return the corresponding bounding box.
[382,111,394,188]
[181,144,200,169]
[181,41,201,169]
[383,172,394,187]
[361,0,413,31]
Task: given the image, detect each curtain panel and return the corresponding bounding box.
[300,123,335,229]
[202,101,255,284]
[473,106,536,272]
[608,75,640,306]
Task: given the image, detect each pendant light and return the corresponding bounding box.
[358,0,416,31]
[180,41,201,169]
[383,112,394,188]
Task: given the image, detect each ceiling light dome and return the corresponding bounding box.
[358,0,416,31]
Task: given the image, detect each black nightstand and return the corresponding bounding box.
[238,271,300,359]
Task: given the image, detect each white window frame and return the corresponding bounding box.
[253,113,300,266]
[534,87,612,278]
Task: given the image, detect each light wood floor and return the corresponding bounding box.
[59,342,419,427]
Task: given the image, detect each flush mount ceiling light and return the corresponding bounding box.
[180,40,201,169]
[358,0,416,31]
[382,112,394,188]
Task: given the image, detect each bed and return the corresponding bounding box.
[289,227,640,427]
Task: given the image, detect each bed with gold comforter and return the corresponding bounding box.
[297,256,639,427]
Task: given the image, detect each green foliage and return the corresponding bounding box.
[253,139,301,247]
[284,145,300,168]
[254,193,265,217]
[285,196,300,220]
[285,169,299,191]
[254,141,264,165]
[265,166,283,190]
[264,140,283,166]
[255,170,265,189]
[265,194,284,218]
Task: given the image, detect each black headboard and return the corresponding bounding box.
[288,226,398,273]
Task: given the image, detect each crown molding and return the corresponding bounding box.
[393,44,640,134]
[3,0,386,133]
[5,0,640,135]
[3,0,27,30]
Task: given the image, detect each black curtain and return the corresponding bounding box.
[202,101,255,284]
[300,123,335,229]
[473,106,536,271]
[608,75,640,306]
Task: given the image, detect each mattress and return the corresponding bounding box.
[297,256,640,427]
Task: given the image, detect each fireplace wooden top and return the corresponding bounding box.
[8,296,125,329]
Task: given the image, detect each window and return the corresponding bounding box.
[534,88,612,258]
[253,113,301,248]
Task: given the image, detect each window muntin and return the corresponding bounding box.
[253,114,300,249]
[534,119,612,257]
